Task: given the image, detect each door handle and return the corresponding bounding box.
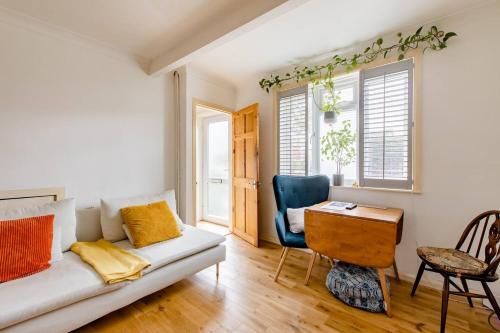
[248,180,261,188]
[209,179,223,183]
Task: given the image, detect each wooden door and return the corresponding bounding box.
[232,103,259,247]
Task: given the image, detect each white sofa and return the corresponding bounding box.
[0,210,226,333]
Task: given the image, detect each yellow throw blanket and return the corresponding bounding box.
[71,239,150,284]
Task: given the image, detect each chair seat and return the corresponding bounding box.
[417,246,489,276]
[283,231,307,248]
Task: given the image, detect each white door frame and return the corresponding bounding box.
[201,115,230,225]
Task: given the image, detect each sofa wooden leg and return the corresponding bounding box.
[304,251,317,286]
[274,247,289,282]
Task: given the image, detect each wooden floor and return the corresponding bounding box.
[197,221,231,236]
[76,235,494,333]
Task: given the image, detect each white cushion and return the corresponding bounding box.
[100,190,184,242]
[0,251,125,330]
[287,207,306,233]
[0,198,77,259]
[114,225,225,274]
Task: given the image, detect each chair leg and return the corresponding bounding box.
[279,247,286,259]
[304,251,317,285]
[482,281,500,320]
[411,261,426,296]
[460,277,473,308]
[216,263,219,279]
[393,259,400,282]
[274,247,290,282]
[440,276,450,333]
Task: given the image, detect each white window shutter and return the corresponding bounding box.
[278,86,308,176]
[359,59,413,189]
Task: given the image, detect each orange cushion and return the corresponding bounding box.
[120,201,181,248]
[0,215,54,283]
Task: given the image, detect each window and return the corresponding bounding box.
[359,59,413,189]
[278,86,308,176]
[309,73,359,184]
[277,59,414,190]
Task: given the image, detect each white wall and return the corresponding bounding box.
[178,65,237,225]
[236,2,500,292]
[0,13,174,215]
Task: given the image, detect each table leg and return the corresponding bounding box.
[378,268,392,317]
[393,259,400,282]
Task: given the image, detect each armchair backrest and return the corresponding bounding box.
[272,175,330,216]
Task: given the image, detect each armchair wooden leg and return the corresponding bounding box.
[411,261,426,296]
[378,269,392,317]
[279,247,286,259]
[328,258,334,267]
[440,276,450,333]
[304,251,317,285]
[274,247,290,282]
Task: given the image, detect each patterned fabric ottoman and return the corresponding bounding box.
[325,261,390,313]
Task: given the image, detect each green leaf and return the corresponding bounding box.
[443,32,457,42]
[364,47,370,53]
[415,26,423,35]
[376,38,383,45]
[383,50,388,58]
[398,54,404,61]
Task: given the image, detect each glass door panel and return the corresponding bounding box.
[203,117,229,224]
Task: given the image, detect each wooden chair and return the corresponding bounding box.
[411,210,500,333]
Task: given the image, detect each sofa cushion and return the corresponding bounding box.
[115,225,225,274]
[100,190,184,242]
[0,251,125,330]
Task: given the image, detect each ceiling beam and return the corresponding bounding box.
[148,0,311,76]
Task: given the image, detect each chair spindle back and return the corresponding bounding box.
[456,211,500,275]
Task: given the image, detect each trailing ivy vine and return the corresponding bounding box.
[259,26,457,110]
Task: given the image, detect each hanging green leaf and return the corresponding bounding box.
[258,25,456,92]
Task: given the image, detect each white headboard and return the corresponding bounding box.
[0,187,65,209]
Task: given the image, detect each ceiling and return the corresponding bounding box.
[0,0,489,82]
[0,0,252,60]
[191,0,488,85]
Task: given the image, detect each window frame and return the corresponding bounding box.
[359,59,414,190]
[274,53,420,193]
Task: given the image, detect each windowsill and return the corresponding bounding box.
[331,185,421,194]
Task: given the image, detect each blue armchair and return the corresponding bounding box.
[272,175,330,281]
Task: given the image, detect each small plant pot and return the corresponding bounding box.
[333,174,344,186]
[323,111,337,124]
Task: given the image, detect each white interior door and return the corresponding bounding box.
[202,115,230,225]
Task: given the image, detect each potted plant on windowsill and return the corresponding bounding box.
[320,120,356,186]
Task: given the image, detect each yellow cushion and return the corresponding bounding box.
[120,201,181,248]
